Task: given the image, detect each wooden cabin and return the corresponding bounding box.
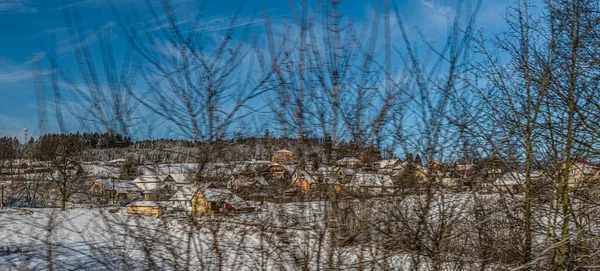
[90,179,141,204]
[271,149,294,164]
[292,170,319,192]
[169,185,253,216]
[126,201,163,218]
[335,167,356,184]
[268,163,287,178]
[133,175,175,200]
[228,174,268,191]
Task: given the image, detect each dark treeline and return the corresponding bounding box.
[1,132,383,165]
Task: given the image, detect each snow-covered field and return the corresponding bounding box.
[0,202,416,271]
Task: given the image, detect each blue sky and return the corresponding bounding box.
[0,0,513,140]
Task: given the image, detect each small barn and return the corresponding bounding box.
[228,174,268,191]
[168,185,254,216]
[90,179,141,204]
[126,201,164,218]
[292,170,319,192]
[271,149,294,164]
[133,175,175,200]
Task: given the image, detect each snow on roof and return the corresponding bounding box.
[95,179,140,193]
[282,164,296,173]
[230,175,268,186]
[338,167,356,175]
[295,170,318,184]
[337,157,360,163]
[350,173,394,187]
[572,161,598,174]
[136,182,170,193]
[321,175,339,185]
[317,166,338,174]
[107,158,127,164]
[276,149,293,153]
[494,171,543,186]
[202,189,252,210]
[168,173,191,184]
[169,185,199,201]
[134,175,169,183]
[372,159,400,168]
[392,161,409,169]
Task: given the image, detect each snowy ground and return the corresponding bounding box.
[0,202,416,271]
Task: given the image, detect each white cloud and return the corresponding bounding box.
[0,52,48,84]
[0,0,38,13]
[419,0,455,29]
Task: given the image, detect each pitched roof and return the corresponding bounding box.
[133,175,169,183]
[338,167,356,176]
[317,166,338,174]
[494,171,543,186]
[230,175,268,186]
[168,173,191,184]
[321,175,340,185]
[372,159,401,169]
[95,179,140,194]
[295,170,318,184]
[169,185,199,201]
[276,149,293,153]
[337,157,360,163]
[202,188,252,210]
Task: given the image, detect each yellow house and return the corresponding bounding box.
[169,185,253,216]
[271,149,294,164]
[334,167,355,184]
[292,170,319,192]
[126,201,163,218]
[566,161,599,188]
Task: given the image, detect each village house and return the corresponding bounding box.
[90,179,141,204]
[567,161,599,187]
[292,170,319,192]
[228,174,268,191]
[439,177,459,191]
[334,167,356,184]
[11,160,28,169]
[165,173,193,188]
[133,175,176,200]
[391,162,428,181]
[347,173,395,194]
[493,172,523,193]
[168,185,254,216]
[447,162,475,178]
[336,157,361,168]
[320,175,341,192]
[268,162,287,178]
[126,201,165,218]
[492,171,544,193]
[372,158,403,169]
[271,149,294,164]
